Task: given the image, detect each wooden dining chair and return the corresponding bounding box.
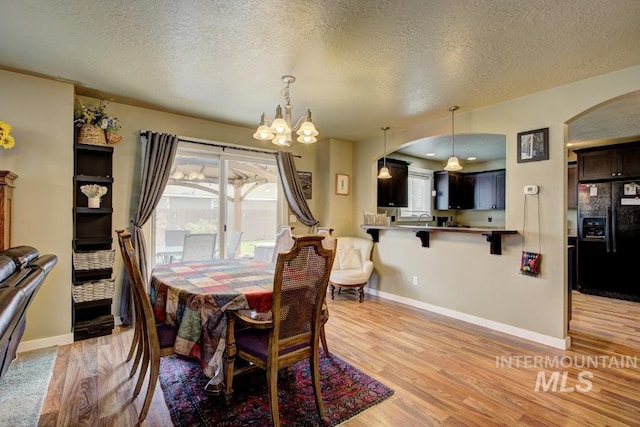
[224,235,335,427]
[270,228,332,356]
[115,229,177,426]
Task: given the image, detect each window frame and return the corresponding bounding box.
[398,167,434,222]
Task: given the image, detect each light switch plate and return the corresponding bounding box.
[524,185,539,195]
[289,215,297,223]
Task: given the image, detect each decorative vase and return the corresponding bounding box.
[88,197,101,208]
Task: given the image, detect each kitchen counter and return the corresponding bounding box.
[360,224,518,255]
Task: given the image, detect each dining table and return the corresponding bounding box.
[149,258,276,387]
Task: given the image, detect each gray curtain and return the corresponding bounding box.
[276,151,319,227]
[119,131,179,325]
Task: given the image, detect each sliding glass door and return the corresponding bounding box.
[153,142,280,265]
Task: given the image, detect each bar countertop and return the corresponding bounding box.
[360,224,518,255]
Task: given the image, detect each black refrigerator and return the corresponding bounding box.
[577,180,640,301]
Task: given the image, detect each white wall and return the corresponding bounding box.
[352,65,640,347]
[0,70,74,344]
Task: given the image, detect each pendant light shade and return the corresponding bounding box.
[444,106,463,171]
[378,126,392,179]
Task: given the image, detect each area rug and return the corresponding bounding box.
[159,351,394,426]
[0,346,58,426]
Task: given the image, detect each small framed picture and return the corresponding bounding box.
[336,174,350,195]
[517,128,549,163]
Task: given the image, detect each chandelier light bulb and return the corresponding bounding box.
[297,134,317,144]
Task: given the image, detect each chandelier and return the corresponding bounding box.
[253,75,318,146]
[444,105,462,171]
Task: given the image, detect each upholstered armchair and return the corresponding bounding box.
[329,237,374,303]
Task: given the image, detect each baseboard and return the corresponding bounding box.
[17,333,74,353]
[366,288,571,350]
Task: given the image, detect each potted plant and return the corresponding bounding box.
[74,100,122,145]
[80,184,108,208]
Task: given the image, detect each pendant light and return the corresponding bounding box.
[378,126,392,179]
[444,105,463,171]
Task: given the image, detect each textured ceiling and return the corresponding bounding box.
[1,0,640,144]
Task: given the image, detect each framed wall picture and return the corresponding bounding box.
[336,173,350,195]
[297,171,312,199]
[517,127,549,163]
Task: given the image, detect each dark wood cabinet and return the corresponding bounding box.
[577,142,640,181]
[0,171,17,251]
[567,162,577,209]
[72,140,115,341]
[435,171,470,210]
[377,158,409,207]
[474,169,505,210]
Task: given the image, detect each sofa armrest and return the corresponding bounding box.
[362,260,374,276]
[1,246,39,269]
[29,254,59,275]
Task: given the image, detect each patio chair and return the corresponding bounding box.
[225,235,334,426]
[182,233,217,261]
[226,230,244,259]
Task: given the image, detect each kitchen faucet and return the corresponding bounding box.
[418,214,432,225]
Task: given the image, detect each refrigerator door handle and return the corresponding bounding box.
[610,203,617,253]
[605,207,612,253]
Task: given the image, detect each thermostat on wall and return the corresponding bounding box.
[524,185,539,195]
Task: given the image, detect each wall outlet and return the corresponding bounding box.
[289,215,297,223]
[412,276,418,286]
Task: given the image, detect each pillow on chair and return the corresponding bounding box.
[338,248,362,270]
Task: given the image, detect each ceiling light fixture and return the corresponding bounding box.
[253,75,318,146]
[378,126,392,179]
[444,105,463,171]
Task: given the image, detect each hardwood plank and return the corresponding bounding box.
[37,291,640,426]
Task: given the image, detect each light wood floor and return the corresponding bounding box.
[38,290,640,426]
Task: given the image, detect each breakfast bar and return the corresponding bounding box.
[361,225,518,255]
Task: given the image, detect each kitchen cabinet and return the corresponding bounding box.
[577,143,640,181]
[377,158,409,207]
[474,169,505,210]
[567,162,577,209]
[72,138,115,341]
[435,171,473,210]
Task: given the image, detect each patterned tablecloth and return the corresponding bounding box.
[150,258,275,378]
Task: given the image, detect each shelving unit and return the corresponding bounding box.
[72,140,115,341]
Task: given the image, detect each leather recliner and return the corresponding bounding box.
[0,246,57,381]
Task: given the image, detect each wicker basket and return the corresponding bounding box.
[73,249,115,270]
[363,212,390,226]
[106,132,123,145]
[72,279,115,303]
[77,124,107,146]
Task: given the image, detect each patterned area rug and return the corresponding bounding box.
[159,351,394,426]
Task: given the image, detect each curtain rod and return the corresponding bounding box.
[139,131,301,158]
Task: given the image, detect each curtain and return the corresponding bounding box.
[275,151,319,227]
[119,131,179,325]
